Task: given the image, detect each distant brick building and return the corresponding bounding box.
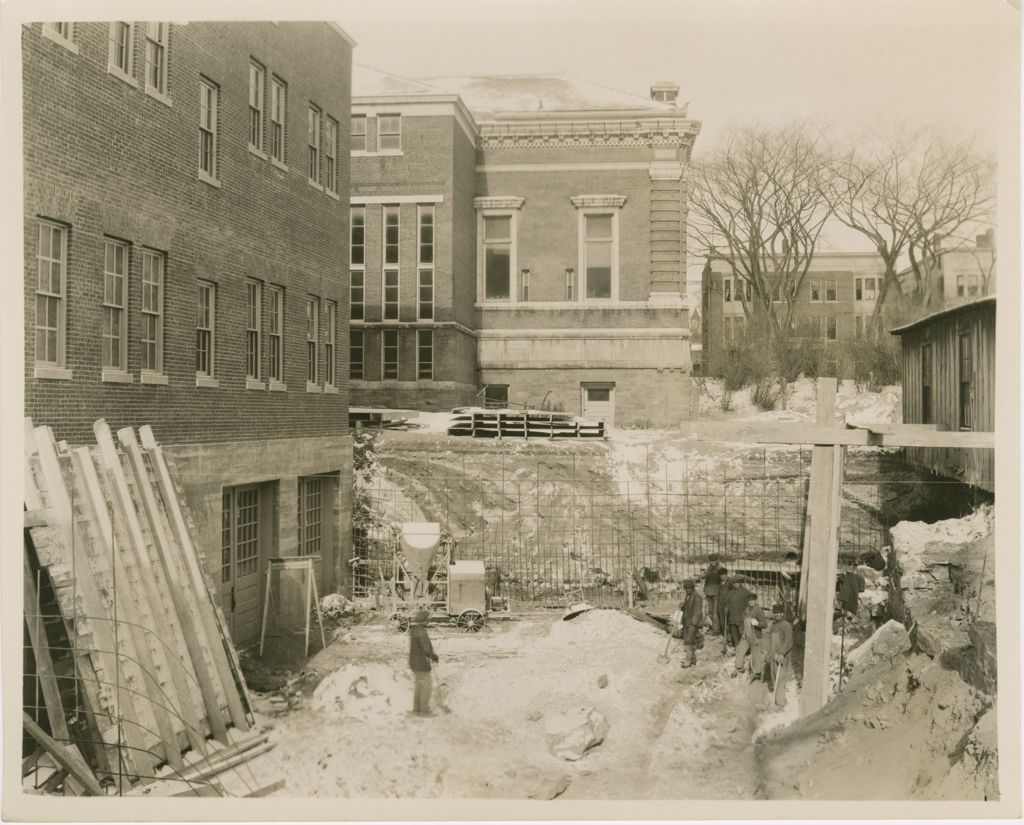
[23,20,354,642]
[350,69,701,427]
[701,253,885,373]
[895,230,996,308]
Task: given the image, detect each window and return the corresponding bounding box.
[418,270,433,320]
[350,329,364,380]
[306,296,319,385]
[484,385,508,408]
[378,114,401,151]
[417,329,433,379]
[864,278,877,301]
[249,62,264,150]
[921,343,933,425]
[108,22,134,78]
[565,268,575,301]
[384,205,400,265]
[299,478,323,556]
[44,22,76,50]
[483,215,512,300]
[855,278,862,301]
[141,251,164,374]
[583,213,614,299]
[49,22,72,39]
[270,77,286,163]
[809,279,821,302]
[382,329,399,379]
[35,221,67,369]
[772,283,783,302]
[351,115,367,152]
[825,279,838,302]
[307,105,321,184]
[245,280,261,381]
[521,269,530,302]
[102,239,128,371]
[957,273,979,297]
[325,301,337,387]
[351,207,365,266]
[855,315,863,337]
[958,332,972,429]
[268,286,283,383]
[826,316,837,340]
[144,22,168,96]
[418,205,433,265]
[196,281,216,378]
[199,79,218,181]
[723,278,732,302]
[351,270,365,321]
[325,117,338,193]
[383,270,399,321]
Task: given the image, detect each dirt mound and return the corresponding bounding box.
[311,663,410,721]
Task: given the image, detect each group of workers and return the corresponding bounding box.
[670,554,793,707]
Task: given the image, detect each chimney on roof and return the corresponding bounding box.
[650,81,679,105]
[976,228,995,249]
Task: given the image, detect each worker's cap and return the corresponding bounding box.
[708,553,719,561]
[414,608,430,623]
[682,578,695,589]
[772,603,785,615]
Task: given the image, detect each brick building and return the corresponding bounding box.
[895,230,996,308]
[23,20,354,642]
[349,68,701,427]
[701,253,885,372]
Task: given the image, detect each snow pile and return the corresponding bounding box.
[890,504,994,588]
[417,411,457,433]
[838,385,902,427]
[311,663,411,721]
[752,680,801,739]
[319,593,356,619]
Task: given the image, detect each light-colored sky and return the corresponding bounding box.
[339,0,1012,287]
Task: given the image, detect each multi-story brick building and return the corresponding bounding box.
[895,230,996,307]
[349,68,701,427]
[23,20,354,642]
[701,253,886,372]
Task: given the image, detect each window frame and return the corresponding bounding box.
[825,279,838,303]
[921,342,933,425]
[325,116,338,194]
[324,300,337,389]
[958,331,972,430]
[478,210,517,303]
[248,61,265,152]
[855,278,862,301]
[306,296,320,388]
[351,114,367,152]
[809,279,821,303]
[383,269,400,322]
[102,238,129,375]
[144,22,169,100]
[140,249,165,378]
[383,205,400,321]
[34,220,69,375]
[826,316,837,340]
[578,209,619,302]
[864,278,877,301]
[198,77,219,183]
[107,21,135,83]
[267,285,284,386]
[350,328,364,380]
[270,76,287,165]
[196,280,217,383]
[298,477,324,557]
[418,269,434,321]
[43,22,78,53]
[382,328,399,380]
[723,277,731,302]
[377,113,402,152]
[417,329,433,380]
[418,204,434,320]
[307,104,321,186]
[245,279,262,384]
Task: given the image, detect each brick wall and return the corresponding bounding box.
[23,21,352,445]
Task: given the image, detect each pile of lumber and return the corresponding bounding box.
[349,408,415,430]
[23,418,268,795]
[447,408,606,440]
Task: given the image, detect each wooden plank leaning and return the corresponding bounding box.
[90,421,188,772]
[117,427,227,746]
[27,423,149,779]
[23,553,71,744]
[22,712,104,796]
[138,425,251,731]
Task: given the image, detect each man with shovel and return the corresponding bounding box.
[678,578,703,668]
[408,607,439,716]
[769,603,794,707]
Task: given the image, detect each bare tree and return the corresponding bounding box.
[829,130,995,328]
[690,123,835,337]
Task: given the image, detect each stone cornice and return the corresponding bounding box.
[477,117,700,150]
[570,195,627,209]
[474,196,525,210]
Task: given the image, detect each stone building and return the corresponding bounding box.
[350,68,701,427]
[23,20,354,642]
[701,253,886,373]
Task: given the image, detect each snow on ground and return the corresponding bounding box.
[890,504,994,589]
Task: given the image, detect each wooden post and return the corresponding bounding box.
[259,561,274,657]
[304,569,313,657]
[23,554,70,744]
[312,571,327,651]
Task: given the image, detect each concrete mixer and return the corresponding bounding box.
[390,521,493,632]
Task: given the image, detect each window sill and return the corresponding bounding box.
[248,145,268,160]
[199,172,222,188]
[107,65,137,88]
[324,384,339,395]
[269,380,288,393]
[42,28,79,53]
[246,378,266,391]
[144,85,172,107]
[306,382,322,394]
[34,365,72,381]
[308,179,324,191]
[351,149,404,158]
[196,375,219,388]
[140,372,169,385]
[326,189,340,201]
[101,369,133,384]
[270,157,289,173]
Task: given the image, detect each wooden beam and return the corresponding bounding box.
[23,555,71,744]
[22,712,104,796]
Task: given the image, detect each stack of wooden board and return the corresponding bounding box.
[447,408,606,440]
[23,418,264,794]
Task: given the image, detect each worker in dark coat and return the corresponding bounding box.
[678,579,703,668]
[724,577,751,649]
[734,592,768,678]
[716,568,729,644]
[838,563,866,617]
[703,555,725,635]
[769,603,794,707]
[408,607,439,716]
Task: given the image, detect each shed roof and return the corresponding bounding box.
[889,294,996,336]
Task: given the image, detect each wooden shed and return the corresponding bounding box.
[890,296,996,492]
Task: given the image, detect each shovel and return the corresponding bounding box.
[656,633,675,664]
[433,665,452,714]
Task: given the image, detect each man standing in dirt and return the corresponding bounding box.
[408,607,439,716]
[724,577,751,650]
[838,562,866,618]
[769,603,793,707]
[679,579,703,668]
[734,591,767,679]
[703,555,725,636]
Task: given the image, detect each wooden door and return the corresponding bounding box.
[582,384,615,427]
[220,486,262,643]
